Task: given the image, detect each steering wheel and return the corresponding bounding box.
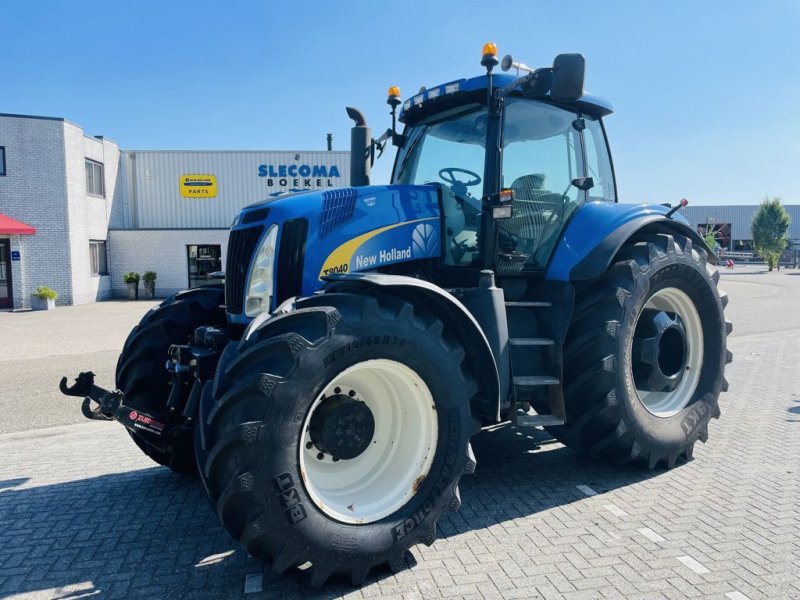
[439,168,481,188]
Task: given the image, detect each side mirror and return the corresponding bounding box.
[550,54,585,102]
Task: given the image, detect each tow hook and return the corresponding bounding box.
[60,369,184,450]
[59,325,228,448]
[59,372,124,421]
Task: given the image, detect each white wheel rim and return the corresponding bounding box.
[633,287,704,418]
[299,359,438,524]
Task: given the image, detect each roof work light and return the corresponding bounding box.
[387,86,401,109]
[481,42,499,69]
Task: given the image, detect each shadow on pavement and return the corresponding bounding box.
[0,425,665,599]
[0,468,243,600]
[721,270,769,275]
[0,478,29,491]
[788,398,800,422]
[441,423,662,540]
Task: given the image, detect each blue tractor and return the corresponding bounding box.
[62,45,731,586]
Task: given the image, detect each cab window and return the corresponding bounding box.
[394,105,487,267]
[583,116,616,202]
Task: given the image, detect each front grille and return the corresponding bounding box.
[225,225,264,314]
[318,188,357,237]
[276,218,308,304]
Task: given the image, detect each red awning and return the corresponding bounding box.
[0,214,36,235]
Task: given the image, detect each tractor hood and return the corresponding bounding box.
[231,184,442,307]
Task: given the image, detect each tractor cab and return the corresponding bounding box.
[388,52,616,276]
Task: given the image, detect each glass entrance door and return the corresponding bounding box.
[0,240,12,309]
[187,244,222,288]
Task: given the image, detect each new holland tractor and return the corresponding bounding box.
[61,45,731,586]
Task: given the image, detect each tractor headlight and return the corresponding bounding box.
[244,224,278,317]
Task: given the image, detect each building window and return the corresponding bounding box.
[85,159,104,197]
[0,147,6,176]
[90,240,108,276]
[187,244,222,288]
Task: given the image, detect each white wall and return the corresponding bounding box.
[63,123,120,305]
[0,115,72,307]
[107,229,229,298]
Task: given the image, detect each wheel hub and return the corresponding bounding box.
[300,359,438,524]
[308,392,375,460]
[633,308,688,393]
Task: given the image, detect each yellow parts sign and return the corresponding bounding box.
[180,174,217,198]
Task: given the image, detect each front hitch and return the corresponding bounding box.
[59,370,172,448]
[59,372,124,421]
[59,325,229,449]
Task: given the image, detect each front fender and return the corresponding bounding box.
[546,202,714,281]
[323,272,501,422]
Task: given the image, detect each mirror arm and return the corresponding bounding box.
[497,67,553,99]
[498,72,533,97]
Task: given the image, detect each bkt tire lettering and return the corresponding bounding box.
[272,472,307,525]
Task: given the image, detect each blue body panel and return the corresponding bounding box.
[230,185,441,321]
[546,202,689,281]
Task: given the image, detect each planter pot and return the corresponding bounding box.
[31,296,56,311]
[144,282,155,299]
[127,282,139,300]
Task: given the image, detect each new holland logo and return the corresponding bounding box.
[180,174,217,198]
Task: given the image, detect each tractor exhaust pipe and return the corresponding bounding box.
[346,107,371,187]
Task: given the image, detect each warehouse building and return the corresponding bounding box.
[0,112,349,308]
[682,204,800,253]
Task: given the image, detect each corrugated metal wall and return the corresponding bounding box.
[682,205,800,240]
[120,151,350,228]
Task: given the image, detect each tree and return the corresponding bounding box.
[751,197,791,271]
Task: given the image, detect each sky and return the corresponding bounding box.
[1,0,799,206]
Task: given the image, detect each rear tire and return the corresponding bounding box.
[196,291,477,586]
[116,286,225,474]
[549,233,731,468]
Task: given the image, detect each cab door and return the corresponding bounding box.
[495,98,584,273]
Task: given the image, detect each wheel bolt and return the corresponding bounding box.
[332,457,340,462]
[334,387,341,394]
[348,390,356,397]
[316,452,324,460]
[306,441,313,449]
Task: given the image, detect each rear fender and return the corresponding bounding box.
[547,202,715,281]
[322,273,501,422]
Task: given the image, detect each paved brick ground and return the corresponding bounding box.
[1,268,799,599]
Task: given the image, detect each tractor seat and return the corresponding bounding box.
[499,174,562,241]
[511,173,546,198]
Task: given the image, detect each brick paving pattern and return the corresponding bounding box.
[1,269,799,599]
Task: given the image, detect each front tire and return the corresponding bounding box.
[196,291,477,586]
[551,233,732,468]
[116,286,225,474]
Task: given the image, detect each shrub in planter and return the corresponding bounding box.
[124,272,140,300]
[142,271,157,299]
[32,285,58,310]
